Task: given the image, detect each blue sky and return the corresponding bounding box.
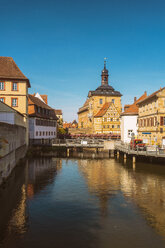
[1,0,165,121]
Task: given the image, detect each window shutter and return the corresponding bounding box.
[160,116,163,126]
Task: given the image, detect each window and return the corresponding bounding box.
[111,118,113,121]
[103,125,105,128]
[43,131,45,136]
[39,132,42,136]
[107,125,109,128]
[112,99,115,104]
[100,99,103,104]
[0,82,5,90]
[104,118,107,122]
[104,76,106,81]
[0,97,5,102]
[112,125,114,128]
[12,82,18,91]
[128,130,133,137]
[117,125,120,128]
[36,131,38,136]
[12,98,18,107]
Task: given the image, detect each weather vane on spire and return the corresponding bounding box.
[104,57,108,68]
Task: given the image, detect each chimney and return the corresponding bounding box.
[134,97,137,103]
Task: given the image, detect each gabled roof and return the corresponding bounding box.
[28,94,52,109]
[28,94,58,120]
[94,102,120,118]
[121,92,147,116]
[137,87,165,106]
[0,57,30,87]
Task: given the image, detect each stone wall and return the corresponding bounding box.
[0,122,27,185]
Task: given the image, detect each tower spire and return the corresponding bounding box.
[101,58,109,86]
[104,57,107,69]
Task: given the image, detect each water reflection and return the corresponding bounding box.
[78,159,165,237]
[0,158,62,248]
[0,157,165,248]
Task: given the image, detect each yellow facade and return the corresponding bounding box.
[138,88,165,147]
[94,103,121,134]
[0,81,29,144]
[78,62,122,134]
[78,95,122,133]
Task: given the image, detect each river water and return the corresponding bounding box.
[0,156,165,248]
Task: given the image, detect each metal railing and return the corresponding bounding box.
[115,141,165,157]
[52,138,105,147]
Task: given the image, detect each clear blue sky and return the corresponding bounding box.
[1,0,165,121]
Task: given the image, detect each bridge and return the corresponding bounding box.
[52,138,105,148]
[114,141,165,163]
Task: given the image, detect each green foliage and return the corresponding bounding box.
[58,127,66,134]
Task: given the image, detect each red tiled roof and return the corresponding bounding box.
[94,102,111,117]
[40,95,48,104]
[0,57,30,87]
[121,92,147,116]
[28,94,58,120]
[137,87,165,105]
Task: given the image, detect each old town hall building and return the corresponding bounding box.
[78,61,122,134]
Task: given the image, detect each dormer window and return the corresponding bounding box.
[12,82,18,91]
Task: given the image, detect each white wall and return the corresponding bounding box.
[29,117,57,139]
[0,112,15,124]
[121,115,138,143]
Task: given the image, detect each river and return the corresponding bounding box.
[0,156,165,248]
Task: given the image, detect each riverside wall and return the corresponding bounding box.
[0,122,27,185]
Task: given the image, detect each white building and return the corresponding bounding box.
[121,93,147,143]
[28,94,58,144]
[0,100,25,127]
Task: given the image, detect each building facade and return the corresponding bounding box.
[54,109,63,128]
[28,94,58,144]
[121,93,147,143]
[0,57,30,144]
[78,61,122,134]
[137,87,165,147]
[94,102,121,134]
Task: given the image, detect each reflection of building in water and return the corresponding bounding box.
[78,159,121,216]
[0,162,28,247]
[120,167,165,237]
[8,184,27,234]
[27,158,62,198]
[78,159,165,236]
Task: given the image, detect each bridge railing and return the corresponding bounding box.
[115,141,165,157]
[52,138,105,146]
